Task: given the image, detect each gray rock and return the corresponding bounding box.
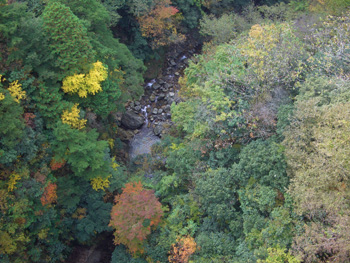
[153,83,161,90]
[175,72,180,76]
[169,92,175,97]
[134,105,141,111]
[150,94,156,102]
[158,79,165,84]
[170,59,176,66]
[158,109,163,114]
[153,123,164,136]
[164,105,171,112]
[158,93,166,100]
[121,111,144,130]
[152,108,158,115]
[163,83,170,89]
[135,101,140,105]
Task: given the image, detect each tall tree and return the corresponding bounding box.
[42,1,95,77]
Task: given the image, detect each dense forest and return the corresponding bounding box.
[1,0,350,262]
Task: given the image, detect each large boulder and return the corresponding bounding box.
[121,111,144,129]
[153,123,164,136]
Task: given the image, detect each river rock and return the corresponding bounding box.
[175,72,180,76]
[150,94,156,102]
[158,93,166,100]
[167,98,174,104]
[164,105,171,112]
[152,108,158,115]
[116,127,137,141]
[158,79,165,84]
[135,101,140,106]
[153,83,161,90]
[170,59,176,66]
[134,105,141,111]
[169,92,175,97]
[158,108,163,114]
[153,123,164,136]
[121,111,144,129]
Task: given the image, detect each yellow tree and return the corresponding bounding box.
[61,104,87,129]
[7,80,26,103]
[62,61,108,98]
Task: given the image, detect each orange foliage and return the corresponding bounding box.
[169,236,197,263]
[109,181,163,254]
[50,158,66,171]
[138,0,185,48]
[40,183,57,206]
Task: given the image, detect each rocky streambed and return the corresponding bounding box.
[118,42,201,160]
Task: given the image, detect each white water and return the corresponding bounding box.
[146,79,156,88]
[141,105,150,125]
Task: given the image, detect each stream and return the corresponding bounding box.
[128,43,200,160]
[66,38,201,263]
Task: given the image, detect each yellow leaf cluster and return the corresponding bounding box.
[90,175,111,191]
[240,23,296,81]
[108,138,114,149]
[62,61,108,98]
[8,173,21,192]
[8,80,26,103]
[0,93,5,101]
[61,104,87,129]
[111,157,120,171]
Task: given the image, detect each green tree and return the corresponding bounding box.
[199,13,237,44]
[42,0,95,76]
[0,89,24,164]
[52,122,110,180]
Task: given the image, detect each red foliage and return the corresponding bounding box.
[24,113,36,128]
[109,181,163,254]
[40,183,57,206]
[50,158,66,171]
[137,0,184,48]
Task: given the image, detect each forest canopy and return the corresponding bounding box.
[1,0,350,262]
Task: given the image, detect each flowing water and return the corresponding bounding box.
[128,50,196,160]
[129,105,160,160]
